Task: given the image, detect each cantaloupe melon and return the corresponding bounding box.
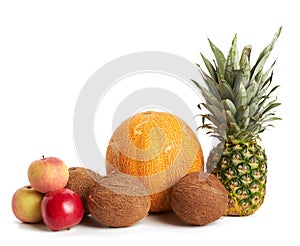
[106,111,204,212]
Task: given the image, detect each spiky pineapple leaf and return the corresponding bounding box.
[222,99,237,115]
[235,83,247,109]
[256,27,281,67]
[258,85,280,108]
[250,27,282,82]
[196,123,213,131]
[236,106,250,123]
[261,117,282,124]
[249,101,259,118]
[259,101,281,116]
[219,80,235,101]
[225,110,237,124]
[197,85,223,110]
[229,122,240,134]
[246,82,259,104]
[240,45,252,68]
[267,84,280,96]
[235,45,251,89]
[200,53,218,82]
[200,103,225,124]
[200,113,223,127]
[261,60,276,83]
[192,69,221,100]
[256,74,274,103]
[241,117,250,131]
[258,111,282,125]
[208,39,226,79]
[252,124,262,136]
[225,34,239,86]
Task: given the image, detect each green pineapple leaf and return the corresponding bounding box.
[257,72,274,98]
[249,101,259,118]
[200,103,225,124]
[258,85,280,108]
[259,101,281,116]
[222,99,237,115]
[236,106,250,123]
[250,27,282,82]
[192,70,221,100]
[200,53,218,82]
[235,83,247,109]
[219,80,235,102]
[261,60,276,83]
[208,38,226,79]
[246,82,259,104]
[200,113,223,127]
[225,110,237,124]
[196,85,223,110]
[235,45,251,89]
[240,117,250,131]
[228,122,240,135]
[240,45,252,68]
[225,34,239,86]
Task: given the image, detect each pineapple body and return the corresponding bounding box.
[208,141,267,216]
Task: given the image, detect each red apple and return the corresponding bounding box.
[41,188,84,231]
[28,156,69,193]
[11,186,44,223]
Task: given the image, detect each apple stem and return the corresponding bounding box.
[42,155,45,159]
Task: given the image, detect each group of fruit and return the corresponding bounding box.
[12,28,281,231]
[11,155,228,230]
[11,157,84,230]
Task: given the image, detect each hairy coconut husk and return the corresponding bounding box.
[170,172,228,225]
[86,172,151,227]
[65,167,101,214]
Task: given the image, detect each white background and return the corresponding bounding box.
[0,0,298,245]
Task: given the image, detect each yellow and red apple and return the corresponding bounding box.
[27,156,69,193]
[11,186,44,223]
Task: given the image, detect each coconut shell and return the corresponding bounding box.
[86,172,151,228]
[170,172,228,226]
[65,167,101,214]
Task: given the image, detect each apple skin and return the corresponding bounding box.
[28,156,69,193]
[41,188,84,231]
[11,186,44,223]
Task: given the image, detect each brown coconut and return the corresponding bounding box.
[86,172,151,228]
[170,172,228,226]
[65,167,101,214]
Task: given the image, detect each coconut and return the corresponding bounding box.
[86,172,151,227]
[170,172,228,226]
[65,167,101,214]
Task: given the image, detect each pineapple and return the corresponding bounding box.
[193,27,281,216]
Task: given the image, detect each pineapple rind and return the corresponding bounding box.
[210,142,267,216]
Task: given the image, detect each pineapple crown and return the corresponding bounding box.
[193,27,282,144]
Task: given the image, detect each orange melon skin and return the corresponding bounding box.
[106,111,204,212]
